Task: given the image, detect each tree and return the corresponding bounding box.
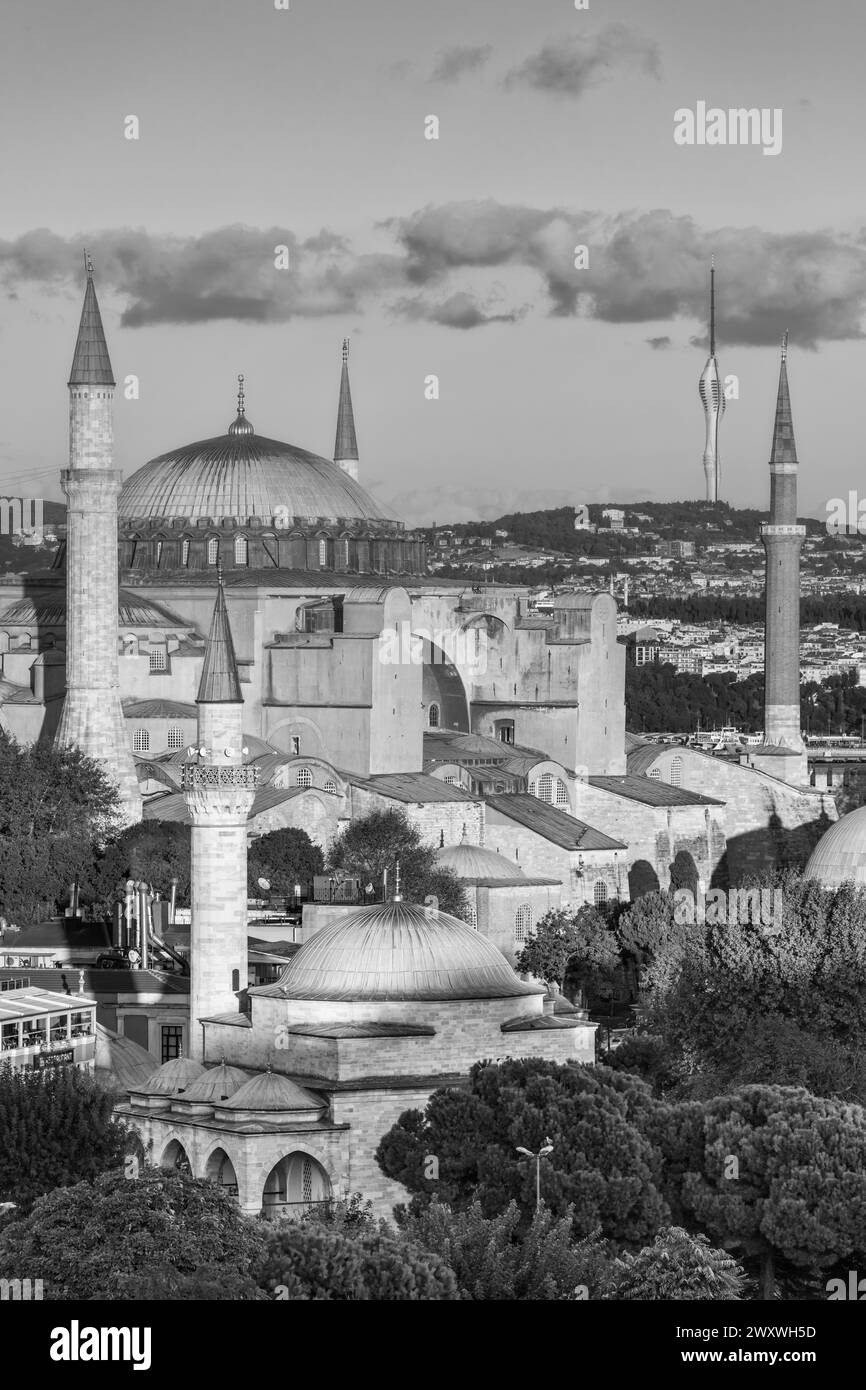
[90,820,191,914]
[614,890,702,996]
[0,1065,127,1213]
[665,1086,866,1300]
[327,809,466,918]
[605,1226,746,1300]
[399,1198,610,1300]
[248,827,324,898]
[602,1034,680,1098]
[376,1058,669,1244]
[0,1167,266,1300]
[515,906,619,1003]
[0,732,119,923]
[253,1220,459,1300]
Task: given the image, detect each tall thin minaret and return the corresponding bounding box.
[698,259,725,502]
[55,256,141,823]
[753,334,807,785]
[334,337,359,481]
[182,573,258,1059]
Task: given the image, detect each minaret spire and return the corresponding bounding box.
[69,252,115,387]
[197,570,242,704]
[334,338,359,482]
[698,258,725,502]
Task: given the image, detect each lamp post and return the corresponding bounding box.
[516,1138,554,1211]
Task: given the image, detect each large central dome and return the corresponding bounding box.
[120,425,394,526]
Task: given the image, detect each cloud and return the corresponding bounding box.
[391,290,525,329]
[430,43,493,83]
[646,336,672,349]
[504,24,661,98]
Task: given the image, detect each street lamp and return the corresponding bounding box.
[516,1138,554,1211]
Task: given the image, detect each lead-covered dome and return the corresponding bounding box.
[269,900,542,1002]
[804,807,866,888]
[436,839,527,884]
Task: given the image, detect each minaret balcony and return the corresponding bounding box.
[760,523,805,537]
[182,764,261,791]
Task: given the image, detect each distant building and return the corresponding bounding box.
[0,984,97,1074]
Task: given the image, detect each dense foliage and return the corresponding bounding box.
[605,1227,746,1301]
[327,808,466,917]
[515,905,620,1002]
[247,827,324,897]
[253,1220,459,1300]
[90,820,191,913]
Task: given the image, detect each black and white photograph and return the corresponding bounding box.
[0,0,864,1352]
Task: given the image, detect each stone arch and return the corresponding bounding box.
[204,1145,240,1198]
[160,1138,191,1174]
[261,1150,332,1218]
[421,641,469,733]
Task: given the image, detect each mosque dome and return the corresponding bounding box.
[179,1062,252,1104]
[271,900,543,1002]
[219,1070,325,1114]
[436,836,527,884]
[803,807,866,887]
[138,1056,206,1096]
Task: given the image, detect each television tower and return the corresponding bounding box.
[698,259,725,502]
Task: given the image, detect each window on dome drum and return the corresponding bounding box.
[149,647,167,672]
[155,541,163,567]
[167,727,183,750]
[207,537,219,565]
[318,538,328,567]
[594,881,608,906]
[337,538,349,568]
[323,781,337,796]
[133,729,150,753]
[181,539,191,567]
[465,905,478,930]
[234,535,249,566]
[428,703,440,728]
[537,773,554,803]
[296,768,313,789]
[556,780,569,806]
[514,905,532,943]
[670,756,684,787]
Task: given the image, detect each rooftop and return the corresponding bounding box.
[484,794,627,851]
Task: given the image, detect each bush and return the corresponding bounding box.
[255,1221,459,1300]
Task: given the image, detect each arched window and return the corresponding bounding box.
[323,780,337,795]
[181,538,191,567]
[464,904,478,930]
[296,767,313,789]
[649,767,661,781]
[670,756,683,788]
[318,538,328,567]
[123,635,138,657]
[514,905,532,943]
[234,535,249,566]
[207,537,219,565]
[337,538,349,568]
[428,703,440,728]
[444,775,457,785]
[594,880,608,906]
[537,773,554,803]
[155,540,163,566]
[555,779,569,806]
[167,727,183,750]
[133,729,150,753]
[149,646,167,672]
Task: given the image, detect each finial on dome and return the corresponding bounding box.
[237,373,244,414]
[227,373,254,437]
[393,859,402,903]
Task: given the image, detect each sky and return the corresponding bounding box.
[1,0,865,526]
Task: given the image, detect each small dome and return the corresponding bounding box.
[271,900,542,1002]
[94,1024,159,1090]
[804,807,866,887]
[180,1062,252,1104]
[221,1071,325,1112]
[436,839,526,884]
[140,1056,206,1095]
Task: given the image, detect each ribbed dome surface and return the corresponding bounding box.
[221,1070,325,1112]
[180,1062,252,1104]
[140,1056,206,1095]
[272,901,541,1001]
[119,431,395,525]
[804,807,866,887]
[436,841,526,883]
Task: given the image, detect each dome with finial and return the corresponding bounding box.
[436,830,528,885]
[226,374,255,438]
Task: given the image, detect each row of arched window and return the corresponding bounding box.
[648,755,683,787]
[173,536,355,568]
[531,773,571,807]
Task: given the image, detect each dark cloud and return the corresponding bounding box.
[391,291,524,329]
[504,24,661,98]
[430,44,493,83]
[647,336,672,350]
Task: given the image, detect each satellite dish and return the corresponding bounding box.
[127,948,141,965]
[257,877,271,892]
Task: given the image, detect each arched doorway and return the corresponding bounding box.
[261,1151,331,1219]
[161,1139,191,1174]
[205,1148,239,1199]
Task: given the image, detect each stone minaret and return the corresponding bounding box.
[698,259,725,502]
[55,256,141,823]
[183,574,258,1059]
[333,338,359,481]
[751,335,807,785]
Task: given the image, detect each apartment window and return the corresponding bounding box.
[167,727,184,750]
[161,1025,183,1063]
[181,538,191,567]
[670,756,683,788]
[50,1013,69,1042]
[537,773,554,804]
[514,905,532,944]
[594,881,608,906]
[149,646,167,672]
[133,729,150,753]
[323,781,337,795]
[207,537,219,565]
[234,535,249,566]
[296,768,313,789]
[428,703,440,728]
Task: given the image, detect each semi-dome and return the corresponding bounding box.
[436,837,527,884]
[269,900,543,1002]
[804,807,866,887]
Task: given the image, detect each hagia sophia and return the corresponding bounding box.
[0,263,856,1218]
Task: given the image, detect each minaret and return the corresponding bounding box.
[182,572,258,1059]
[334,338,359,481]
[698,259,725,502]
[752,334,807,785]
[55,255,141,824]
